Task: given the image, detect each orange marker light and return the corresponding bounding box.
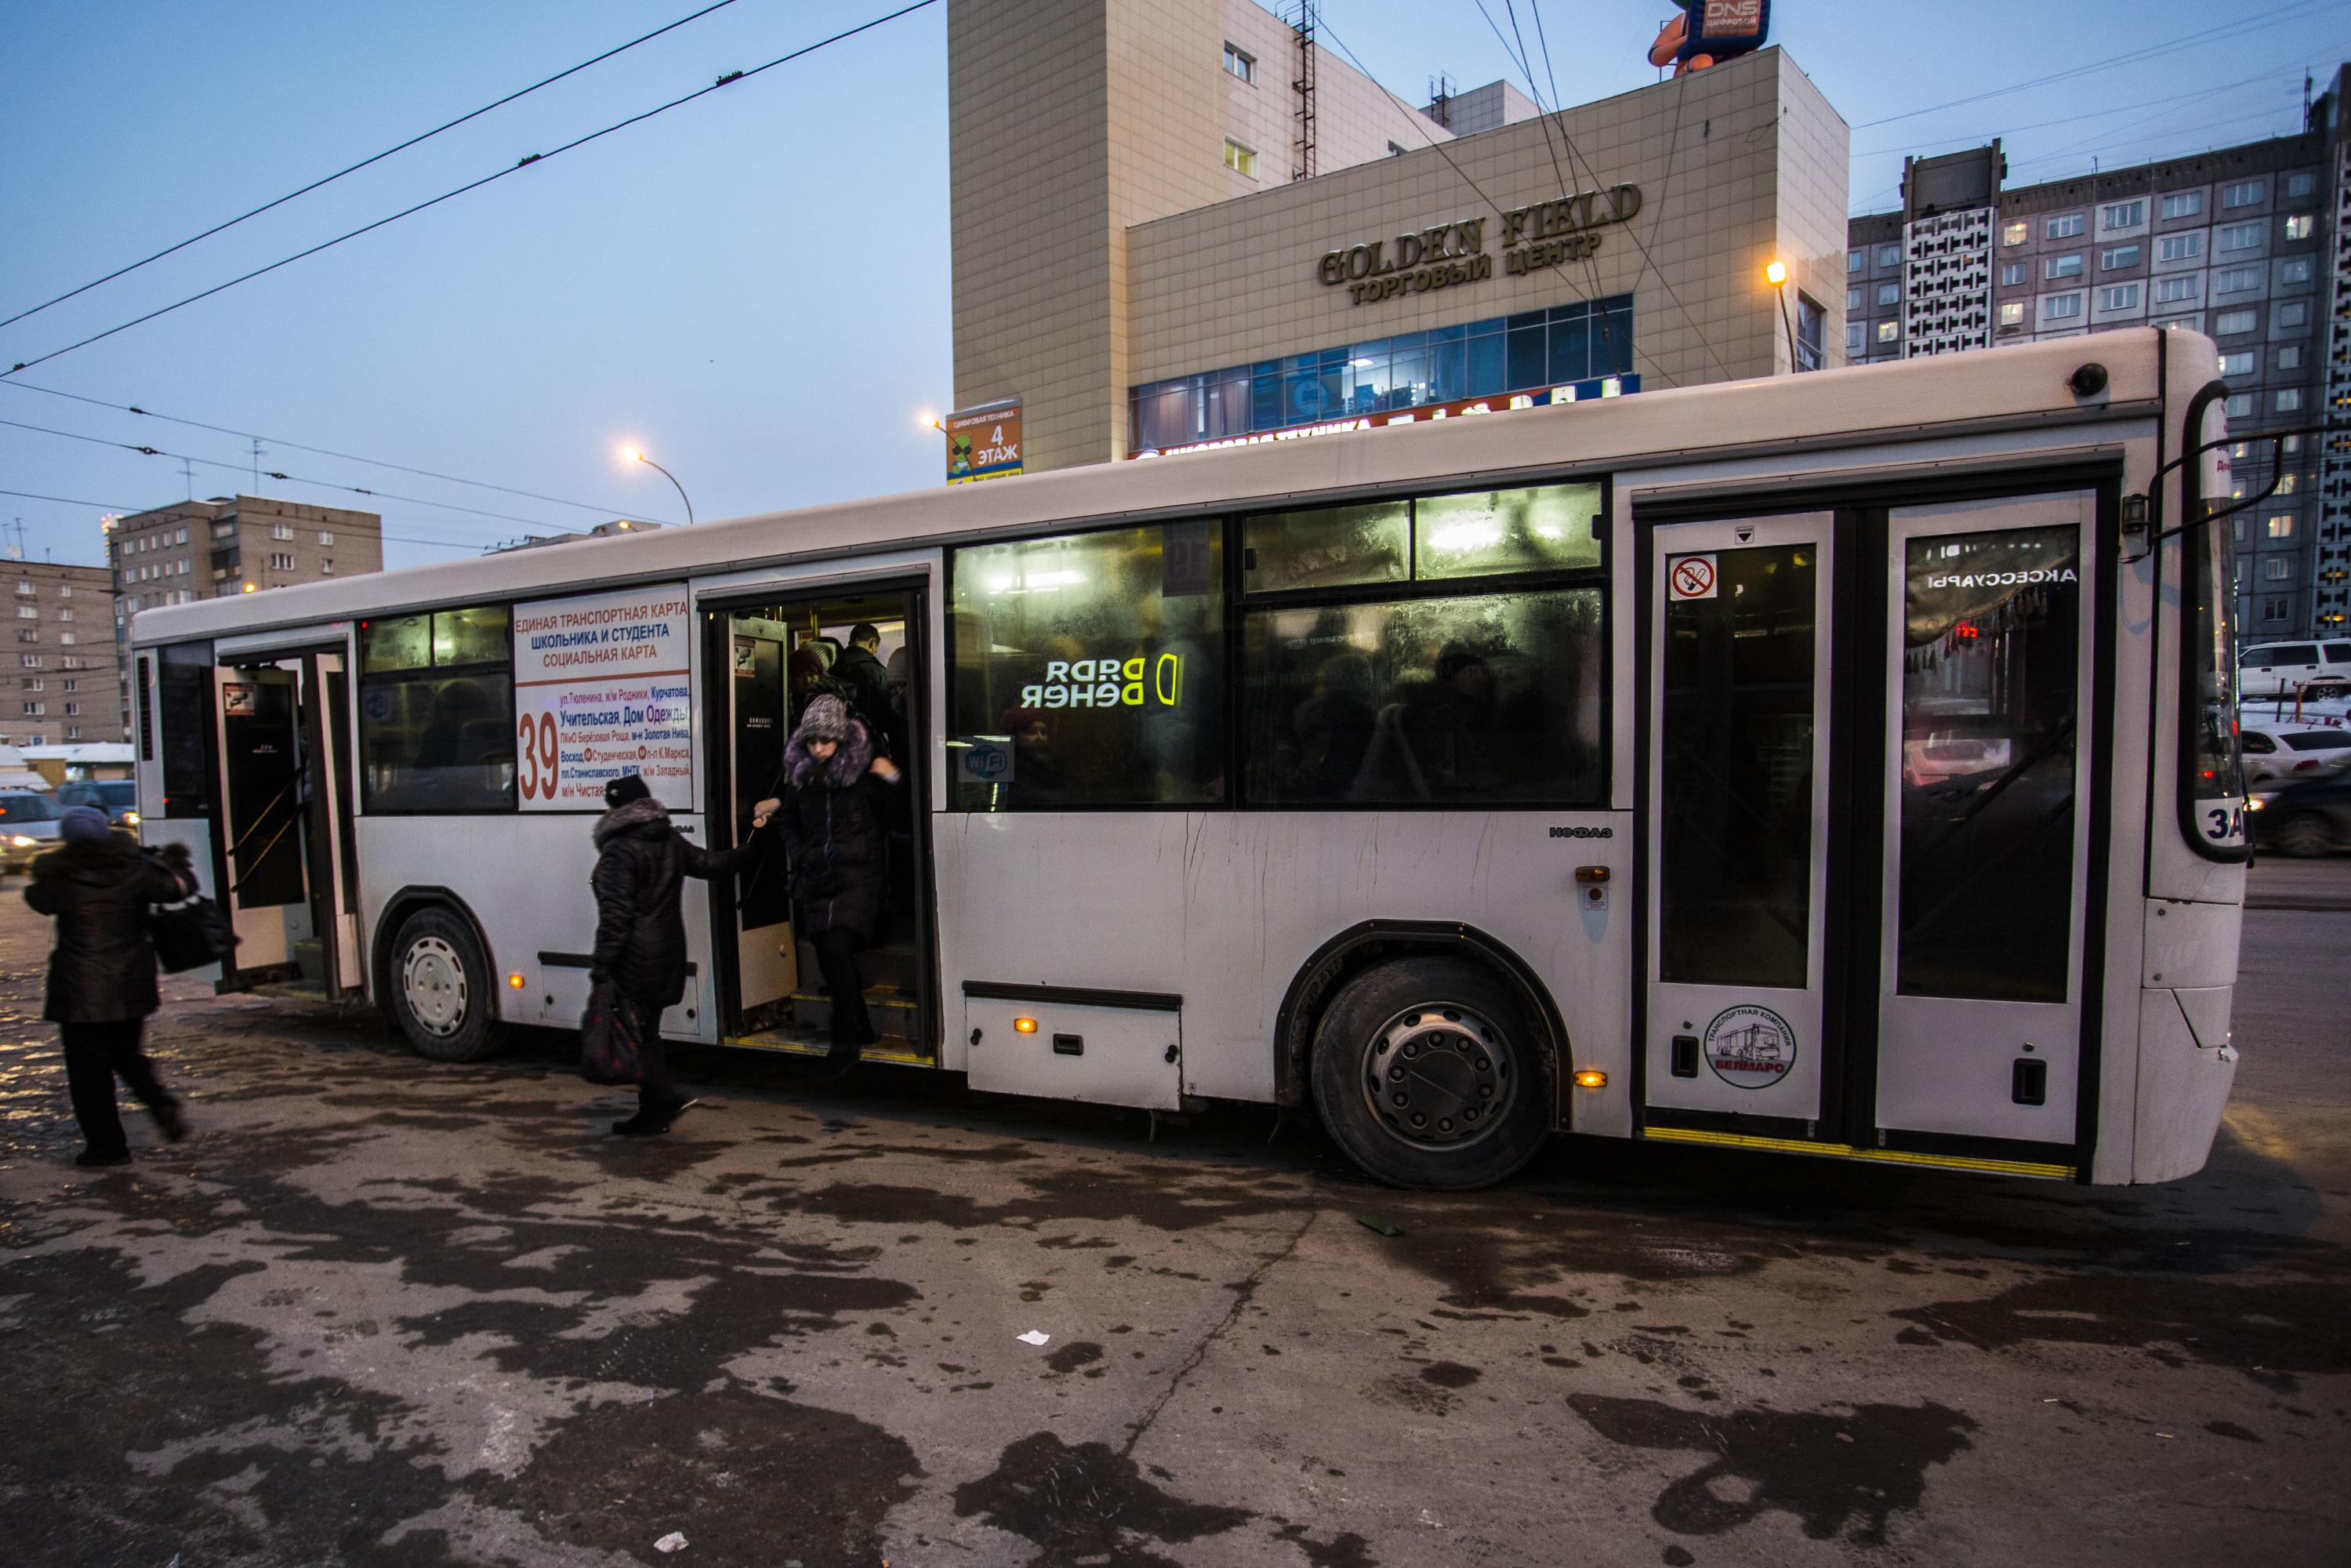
[508,972,525,989]
[1014,1016,1039,1034]
[1573,1068,1608,1090]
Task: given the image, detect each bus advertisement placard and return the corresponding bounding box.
[511,585,694,811]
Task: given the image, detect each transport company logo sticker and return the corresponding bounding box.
[1703,1004,1795,1088]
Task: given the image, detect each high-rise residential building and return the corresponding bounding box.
[948,0,1851,477]
[1852,66,2349,642]
[107,494,383,735]
[0,561,123,749]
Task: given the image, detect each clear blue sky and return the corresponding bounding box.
[2,0,2340,570]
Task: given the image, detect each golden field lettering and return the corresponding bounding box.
[1020,654,1186,710]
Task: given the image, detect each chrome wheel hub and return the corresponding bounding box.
[1361,1001,1514,1150]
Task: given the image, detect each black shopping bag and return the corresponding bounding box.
[579,981,643,1084]
[150,895,238,974]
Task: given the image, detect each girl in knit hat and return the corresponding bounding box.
[771,693,902,1076]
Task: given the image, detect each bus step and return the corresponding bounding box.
[794,942,920,993]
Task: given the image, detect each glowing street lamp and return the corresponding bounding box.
[1764,259,1799,370]
[620,445,694,526]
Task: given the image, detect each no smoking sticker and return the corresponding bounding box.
[1669,554,1718,600]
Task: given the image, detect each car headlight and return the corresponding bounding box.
[122,811,140,826]
[9,835,36,848]
[2244,797,2265,811]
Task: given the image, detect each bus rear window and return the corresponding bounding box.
[949,524,1224,809]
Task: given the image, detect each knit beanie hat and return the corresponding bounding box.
[58,804,113,844]
[797,693,851,744]
[604,773,651,808]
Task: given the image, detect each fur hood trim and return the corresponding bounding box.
[592,794,670,849]
[784,716,873,790]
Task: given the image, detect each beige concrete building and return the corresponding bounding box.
[0,561,123,749]
[949,0,1850,474]
[107,494,383,735]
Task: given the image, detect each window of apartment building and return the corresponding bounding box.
[12,582,29,597]
[2260,597,2290,622]
[2264,557,2292,582]
[2044,253,2083,279]
[2100,244,2139,270]
[2099,283,2142,311]
[173,528,187,544]
[1847,249,1864,273]
[2277,256,2313,285]
[318,531,334,546]
[2045,213,2084,239]
[2285,172,2316,198]
[2157,232,2203,262]
[321,560,335,575]
[266,553,292,571]
[268,523,292,540]
[2267,515,2295,539]
[13,606,32,621]
[56,633,74,647]
[212,522,234,540]
[2101,200,2145,228]
[1794,293,1825,372]
[2277,344,2302,371]
[1870,243,1895,268]
[1876,281,1899,305]
[2218,220,2262,252]
[1876,320,1899,342]
[2213,266,2259,293]
[2224,393,2252,418]
[54,585,67,599]
[63,727,79,742]
[22,679,40,691]
[62,702,78,717]
[2001,221,2027,246]
[60,680,73,692]
[1222,139,1256,177]
[60,655,81,669]
[2275,388,2303,414]
[1998,262,2026,286]
[2160,191,2204,220]
[1999,301,2025,327]
[2044,292,2084,321]
[2275,299,2312,329]
[2219,350,2254,376]
[2221,180,2263,209]
[2213,307,2256,334]
[21,703,42,717]
[1222,42,1254,82]
[1845,286,1862,310]
[1845,321,1864,352]
[2282,214,2313,241]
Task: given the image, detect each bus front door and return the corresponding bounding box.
[212,664,308,989]
[1643,494,2096,1169]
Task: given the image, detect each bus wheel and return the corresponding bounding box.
[388,907,503,1062]
[1310,956,1549,1190]
[2274,812,2334,858]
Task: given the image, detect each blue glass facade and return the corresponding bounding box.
[1129,294,1634,454]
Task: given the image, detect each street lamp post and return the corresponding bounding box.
[1765,259,1801,372]
[622,446,694,526]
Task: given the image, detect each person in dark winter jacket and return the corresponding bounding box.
[774,694,901,1076]
[589,774,768,1135]
[24,806,198,1167]
[831,622,894,739]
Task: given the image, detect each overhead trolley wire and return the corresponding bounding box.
[0,414,590,539]
[0,0,746,334]
[0,487,478,554]
[0,378,659,521]
[1,0,941,382]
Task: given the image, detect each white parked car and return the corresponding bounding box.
[2240,717,2351,789]
[2238,639,2351,699]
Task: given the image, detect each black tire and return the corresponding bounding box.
[385,906,505,1062]
[2274,812,2335,858]
[1309,955,1551,1190]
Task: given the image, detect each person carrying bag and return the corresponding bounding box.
[23,807,199,1167]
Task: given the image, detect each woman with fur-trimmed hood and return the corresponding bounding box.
[774,693,902,1076]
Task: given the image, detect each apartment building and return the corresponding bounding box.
[1850,66,2349,641]
[0,561,124,749]
[107,494,383,734]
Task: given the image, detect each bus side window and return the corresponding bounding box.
[157,640,216,818]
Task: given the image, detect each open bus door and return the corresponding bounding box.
[212,649,362,997]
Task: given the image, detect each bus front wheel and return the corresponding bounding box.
[387,906,504,1063]
[1310,956,1550,1190]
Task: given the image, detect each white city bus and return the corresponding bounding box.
[128,329,2248,1190]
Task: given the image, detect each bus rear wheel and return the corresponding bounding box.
[387,907,504,1063]
[1310,956,1550,1190]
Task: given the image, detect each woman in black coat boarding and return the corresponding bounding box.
[24,806,198,1167]
[774,694,902,1077]
[590,773,767,1135]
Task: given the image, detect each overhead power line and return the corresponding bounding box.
[1852,0,2331,129]
[0,378,656,520]
[0,0,745,334]
[0,415,586,539]
[0,487,477,554]
[1,0,941,381]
